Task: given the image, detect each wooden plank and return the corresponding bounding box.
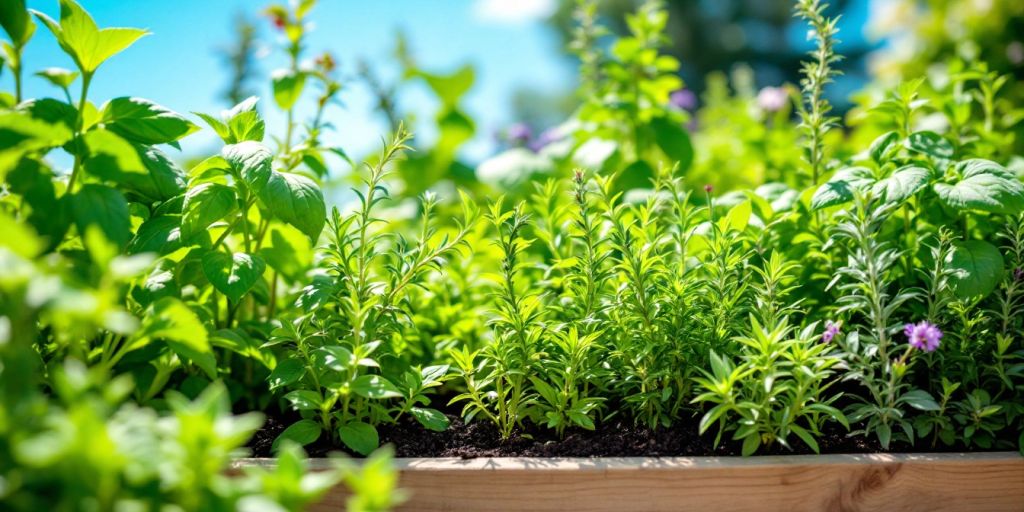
[236,452,1024,512]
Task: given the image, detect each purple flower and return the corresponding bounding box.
[756,86,788,113]
[1013,267,1023,282]
[669,89,697,111]
[904,321,942,352]
[822,321,840,343]
[529,126,563,152]
[703,184,713,193]
[506,123,532,146]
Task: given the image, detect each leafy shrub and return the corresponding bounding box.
[2,0,1024,509]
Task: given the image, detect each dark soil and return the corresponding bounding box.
[248,401,889,459]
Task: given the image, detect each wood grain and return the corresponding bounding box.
[235,452,1024,512]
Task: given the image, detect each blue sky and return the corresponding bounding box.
[10,0,573,165]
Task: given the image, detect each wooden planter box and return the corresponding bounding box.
[237,452,1024,511]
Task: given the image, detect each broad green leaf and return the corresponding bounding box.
[258,171,326,241]
[17,98,76,130]
[101,97,198,145]
[71,184,131,247]
[139,297,215,379]
[613,160,656,192]
[338,421,378,455]
[181,183,236,239]
[741,433,760,456]
[195,96,264,144]
[194,112,229,141]
[947,240,1005,299]
[267,357,306,391]
[283,390,321,411]
[410,407,449,432]
[128,215,181,255]
[201,251,265,303]
[272,420,321,452]
[351,375,402,399]
[0,210,43,258]
[131,266,179,307]
[811,167,875,210]
[257,225,312,281]
[899,389,941,411]
[313,346,354,372]
[905,131,953,160]
[271,69,306,110]
[83,129,186,201]
[720,200,751,233]
[1,0,35,47]
[876,423,892,449]
[933,159,1024,214]
[0,110,73,179]
[227,110,264,143]
[222,141,272,192]
[649,115,693,171]
[36,67,78,89]
[871,165,930,204]
[6,158,70,248]
[32,0,148,74]
[418,65,474,106]
[295,276,335,311]
[868,130,898,163]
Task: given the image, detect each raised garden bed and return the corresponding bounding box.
[237,452,1024,512]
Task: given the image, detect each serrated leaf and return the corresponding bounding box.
[933,159,1024,214]
[201,251,265,303]
[871,165,930,204]
[905,131,953,160]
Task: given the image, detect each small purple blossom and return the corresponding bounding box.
[529,126,563,152]
[822,321,840,343]
[756,86,788,113]
[1013,267,1023,282]
[904,321,942,353]
[506,123,532,146]
[703,184,713,193]
[669,89,697,111]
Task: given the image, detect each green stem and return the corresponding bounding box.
[68,72,94,194]
[13,62,23,104]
